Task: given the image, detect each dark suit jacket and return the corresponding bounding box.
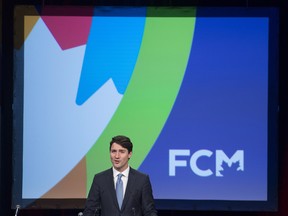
[83,167,158,216]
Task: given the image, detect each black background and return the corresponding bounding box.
[1,0,287,216]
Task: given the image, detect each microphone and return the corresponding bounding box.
[132,207,136,216]
[15,205,20,216]
[94,206,101,216]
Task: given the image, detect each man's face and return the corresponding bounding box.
[110,142,132,172]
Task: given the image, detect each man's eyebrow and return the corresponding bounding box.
[111,149,126,151]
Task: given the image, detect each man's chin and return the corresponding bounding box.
[114,164,122,170]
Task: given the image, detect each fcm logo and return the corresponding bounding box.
[169,149,244,177]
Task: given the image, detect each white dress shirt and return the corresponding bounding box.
[113,166,130,198]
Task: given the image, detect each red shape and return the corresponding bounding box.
[41,7,94,50]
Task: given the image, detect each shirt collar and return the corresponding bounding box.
[113,166,130,178]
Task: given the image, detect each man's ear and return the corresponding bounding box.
[128,151,132,159]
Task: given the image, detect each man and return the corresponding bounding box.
[83,135,158,216]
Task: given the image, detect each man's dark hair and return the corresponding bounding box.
[110,135,133,153]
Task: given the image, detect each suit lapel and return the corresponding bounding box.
[106,168,119,209]
[121,168,136,210]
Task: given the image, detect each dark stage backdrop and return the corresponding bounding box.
[1,0,288,216]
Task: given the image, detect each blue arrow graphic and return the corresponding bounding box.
[76,7,146,105]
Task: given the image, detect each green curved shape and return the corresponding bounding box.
[86,7,196,192]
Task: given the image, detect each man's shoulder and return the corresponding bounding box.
[129,167,148,178]
[94,168,112,178]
